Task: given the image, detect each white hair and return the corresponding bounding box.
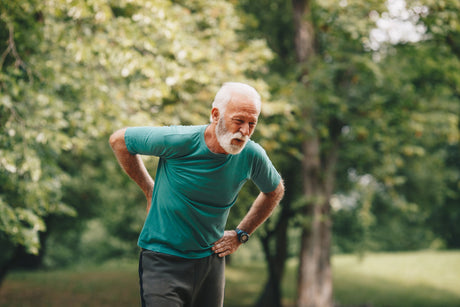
[210,82,261,122]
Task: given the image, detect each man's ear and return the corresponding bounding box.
[211,108,220,122]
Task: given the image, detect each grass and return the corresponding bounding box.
[0,261,140,307]
[331,251,460,307]
[0,251,459,307]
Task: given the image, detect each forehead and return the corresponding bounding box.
[225,93,259,120]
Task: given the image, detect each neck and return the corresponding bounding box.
[205,123,227,154]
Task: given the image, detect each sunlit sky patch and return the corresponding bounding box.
[367,0,429,51]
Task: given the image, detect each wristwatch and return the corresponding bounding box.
[235,228,250,243]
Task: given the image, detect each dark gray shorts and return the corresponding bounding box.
[139,249,225,307]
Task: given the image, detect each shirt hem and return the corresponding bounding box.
[138,242,214,259]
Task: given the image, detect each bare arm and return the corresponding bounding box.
[212,179,285,257]
[109,128,155,211]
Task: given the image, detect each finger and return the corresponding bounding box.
[213,237,226,245]
[212,242,225,253]
[218,247,235,257]
[212,239,226,248]
[217,249,229,257]
[217,243,233,254]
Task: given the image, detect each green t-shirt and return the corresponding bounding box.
[125,125,281,258]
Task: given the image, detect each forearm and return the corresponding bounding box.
[237,179,285,234]
[212,180,284,257]
[109,128,154,198]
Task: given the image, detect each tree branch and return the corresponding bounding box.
[0,19,33,82]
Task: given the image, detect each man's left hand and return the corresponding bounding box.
[212,230,241,257]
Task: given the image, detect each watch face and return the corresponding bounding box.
[236,229,250,243]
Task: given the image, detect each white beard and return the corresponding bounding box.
[215,117,249,155]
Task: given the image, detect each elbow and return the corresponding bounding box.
[277,179,285,201]
[109,128,127,151]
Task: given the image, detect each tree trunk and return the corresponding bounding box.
[255,167,297,307]
[255,234,284,307]
[255,208,290,307]
[292,0,315,63]
[0,240,18,289]
[296,137,334,307]
[292,1,335,306]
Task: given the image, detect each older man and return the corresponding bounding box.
[109,82,284,307]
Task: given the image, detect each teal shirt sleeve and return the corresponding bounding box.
[249,143,282,193]
[124,126,163,156]
[124,126,193,158]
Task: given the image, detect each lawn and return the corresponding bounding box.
[330,251,460,307]
[0,251,459,307]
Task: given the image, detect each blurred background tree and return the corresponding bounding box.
[237,0,459,306]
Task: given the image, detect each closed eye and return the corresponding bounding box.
[232,118,257,127]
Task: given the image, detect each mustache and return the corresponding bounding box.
[232,132,249,142]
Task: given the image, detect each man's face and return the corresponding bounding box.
[215,94,259,155]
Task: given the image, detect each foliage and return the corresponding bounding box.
[1,0,274,272]
[334,0,460,251]
[233,3,460,306]
[0,0,76,258]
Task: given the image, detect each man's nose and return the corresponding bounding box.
[240,123,250,136]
